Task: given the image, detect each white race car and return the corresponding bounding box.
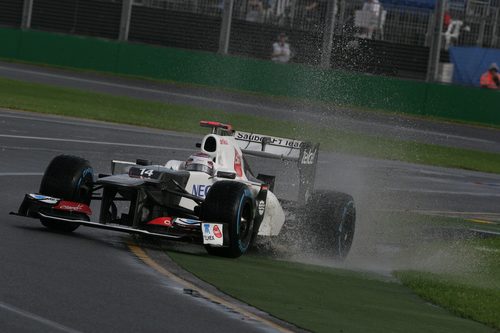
[13,121,356,258]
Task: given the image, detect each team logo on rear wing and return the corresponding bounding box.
[234,131,305,160]
[234,131,303,148]
[300,145,318,165]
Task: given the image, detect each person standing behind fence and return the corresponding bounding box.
[480,63,500,89]
[363,0,381,16]
[246,0,264,22]
[361,0,382,39]
[271,33,291,63]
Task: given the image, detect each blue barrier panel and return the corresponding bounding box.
[380,0,435,9]
[450,46,500,87]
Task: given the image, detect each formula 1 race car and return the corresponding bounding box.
[12,121,356,258]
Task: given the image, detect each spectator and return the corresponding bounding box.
[442,1,452,31]
[246,0,264,22]
[361,0,383,39]
[362,0,381,15]
[443,10,452,31]
[480,63,500,89]
[271,32,291,63]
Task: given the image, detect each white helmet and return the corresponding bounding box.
[185,153,214,176]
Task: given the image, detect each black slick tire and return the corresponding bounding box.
[200,181,256,258]
[307,191,356,259]
[39,155,94,233]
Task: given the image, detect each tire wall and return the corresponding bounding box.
[0,27,497,126]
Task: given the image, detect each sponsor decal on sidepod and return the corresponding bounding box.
[192,185,211,198]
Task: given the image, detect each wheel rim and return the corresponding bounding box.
[240,217,248,237]
[76,167,93,204]
[238,199,253,251]
[336,202,355,257]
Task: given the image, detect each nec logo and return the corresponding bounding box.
[192,184,211,198]
[301,148,317,165]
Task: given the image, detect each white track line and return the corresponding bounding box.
[0,301,82,333]
[0,110,199,139]
[470,228,500,236]
[0,134,192,151]
[0,65,289,113]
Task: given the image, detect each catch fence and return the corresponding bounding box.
[0,0,497,81]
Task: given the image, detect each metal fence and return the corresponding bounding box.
[30,0,122,39]
[0,0,23,28]
[129,4,222,51]
[133,0,224,16]
[332,0,432,46]
[449,1,500,49]
[1,0,498,82]
[4,1,500,48]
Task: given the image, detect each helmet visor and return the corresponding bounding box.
[186,163,213,175]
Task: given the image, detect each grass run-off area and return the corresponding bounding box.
[2,77,500,174]
[168,247,496,333]
[396,237,500,331]
[168,213,500,332]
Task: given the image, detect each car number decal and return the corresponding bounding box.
[129,167,161,179]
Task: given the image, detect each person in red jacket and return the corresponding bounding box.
[480,63,500,89]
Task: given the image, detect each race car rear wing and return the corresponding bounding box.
[233,130,319,204]
[199,121,319,204]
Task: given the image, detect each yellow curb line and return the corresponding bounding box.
[468,219,497,225]
[127,242,294,333]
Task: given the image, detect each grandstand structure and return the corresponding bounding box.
[0,0,499,81]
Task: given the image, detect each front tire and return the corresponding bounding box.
[39,155,94,233]
[200,181,256,258]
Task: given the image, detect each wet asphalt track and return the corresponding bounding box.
[2,62,500,332]
[2,109,500,332]
[0,110,298,333]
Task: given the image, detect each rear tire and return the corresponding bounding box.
[307,191,356,259]
[200,181,256,258]
[39,155,94,233]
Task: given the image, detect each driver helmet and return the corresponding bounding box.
[185,153,214,176]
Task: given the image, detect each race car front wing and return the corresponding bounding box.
[11,193,229,246]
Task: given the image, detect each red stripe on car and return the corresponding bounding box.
[234,148,243,177]
[147,217,173,227]
[54,201,92,215]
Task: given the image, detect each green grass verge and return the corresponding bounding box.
[2,77,500,174]
[6,57,500,132]
[166,212,499,332]
[167,252,493,333]
[396,237,500,330]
